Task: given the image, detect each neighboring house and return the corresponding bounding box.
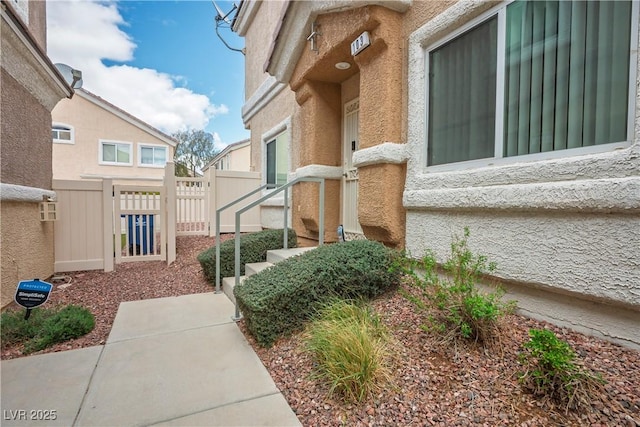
[51,88,177,184]
[205,138,251,172]
[1,0,73,308]
[234,0,640,346]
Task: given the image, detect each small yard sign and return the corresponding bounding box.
[15,279,53,319]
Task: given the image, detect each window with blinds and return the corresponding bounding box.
[426,0,634,167]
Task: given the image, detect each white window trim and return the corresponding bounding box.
[138,143,168,168]
[261,116,292,193]
[99,139,133,166]
[52,122,75,144]
[420,0,639,173]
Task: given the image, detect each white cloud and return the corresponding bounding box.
[46,0,227,134]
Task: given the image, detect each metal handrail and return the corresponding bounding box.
[232,177,325,320]
[215,184,271,293]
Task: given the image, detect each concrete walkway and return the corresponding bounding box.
[1,293,301,427]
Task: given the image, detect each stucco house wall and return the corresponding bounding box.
[234,0,296,230]
[1,0,72,308]
[207,139,251,172]
[236,0,639,347]
[402,0,640,346]
[51,89,176,184]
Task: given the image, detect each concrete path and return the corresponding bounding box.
[1,293,301,427]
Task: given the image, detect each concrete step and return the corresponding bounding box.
[222,275,245,305]
[222,247,317,308]
[266,247,315,264]
[245,261,273,277]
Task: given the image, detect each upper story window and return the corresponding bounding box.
[52,124,74,144]
[139,144,167,167]
[427,0,635,168]
[266,132,288,187]
[100,140,132,166]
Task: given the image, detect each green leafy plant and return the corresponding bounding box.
[1,305,95,354]
[235,240,400,347]
[304,299,393,403]
[395,227,513,344]
[519,328,605,412]
[198,228,297,281]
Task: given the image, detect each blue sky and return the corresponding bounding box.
[47,0,248,149]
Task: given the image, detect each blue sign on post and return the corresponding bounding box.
[15,279,53,319]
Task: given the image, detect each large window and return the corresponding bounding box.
[100,141,132,165]
[52,124,74,144]
[266,132,288,187]
[427,0,633,167]
[139,144,167,167]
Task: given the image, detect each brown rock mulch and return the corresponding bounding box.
[2,236,639,426]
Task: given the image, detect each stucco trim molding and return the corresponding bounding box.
[0,183,56,202]
[232,0,261,36]
[290,165,343,180]
[404,176,640,213]
[352,142,408,168]
[1,7,72,111]
[242,76,287,124]
[266,0,412,84]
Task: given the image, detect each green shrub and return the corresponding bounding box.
[235,240,400,347]
[304,299,393,403]
[396,227,513,344]
[519,329,605,412]
[198,228,297,281]
[1,305,95,354]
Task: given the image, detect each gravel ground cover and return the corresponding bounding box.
[2,236,639,426]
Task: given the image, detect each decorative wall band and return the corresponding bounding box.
[0,183,56,202]
[403,177,640,213]
[241,76,286,123]
[290,165,343,180]
[352,142,409,168]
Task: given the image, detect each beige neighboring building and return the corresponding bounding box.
[1,0,73,308]
[52,89,177,184]
[206,138,251,172]
[234,1,640,347]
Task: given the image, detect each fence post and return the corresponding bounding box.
[208,168,217,236]
[165,162,177,265]
[102,179,114,272]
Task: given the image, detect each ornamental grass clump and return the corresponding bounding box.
[1,305,95,354]
[304,299,394,403]
[396,227,513,345]
[519,328,606,413]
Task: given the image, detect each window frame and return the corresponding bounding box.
[138,143,168,168]
[99,140,133,166]
[261,117,291,191]
[424,0,639,172]
[52,123,75,144]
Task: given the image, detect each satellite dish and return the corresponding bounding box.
[212,0,232,25]
[55,63,83,89]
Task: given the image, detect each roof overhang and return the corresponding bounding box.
[75,89,178,147]
[265,0,411,84]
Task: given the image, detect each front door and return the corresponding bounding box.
[342,98,363,236]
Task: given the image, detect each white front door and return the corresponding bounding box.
[342,98,362,235]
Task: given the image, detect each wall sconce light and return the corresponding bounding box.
[40,199,58,221]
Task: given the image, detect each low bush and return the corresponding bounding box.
[304,299,394,403]
[519,328,606,412]
[235,240,401,347]
[396,227,514,344]
[1,305,95,354]
[198,228,297,281]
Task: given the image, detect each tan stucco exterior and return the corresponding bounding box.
[207,139,251,172]
[1,0,72,308]
[51,89,176,183]
[236,0,640,347]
